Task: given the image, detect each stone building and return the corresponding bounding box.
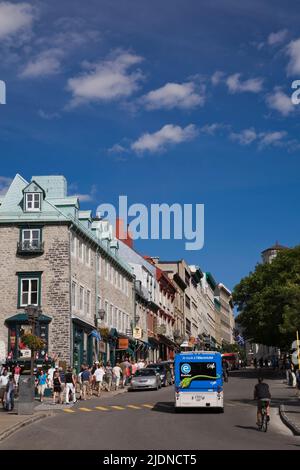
[0,174,134,369]
[217,283,235,346]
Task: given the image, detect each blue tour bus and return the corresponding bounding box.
[174,351,224,411]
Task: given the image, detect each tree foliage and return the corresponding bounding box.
[233,245,300,349]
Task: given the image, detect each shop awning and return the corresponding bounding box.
[5,313,52,323]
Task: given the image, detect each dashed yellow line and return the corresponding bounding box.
[142,404,153,409]
[78,407,92,412]
[95,406,109,411]
[127,405,142,409]
[111,405,125,410]
[63,408,75,413]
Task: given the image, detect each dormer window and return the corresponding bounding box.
[25,193,41,212]
[22,180,45,213]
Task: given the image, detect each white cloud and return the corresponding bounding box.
[266,88,294,116]
[200,123,228,135]
[67,51,144,107]
[108,144,127,154]
[286,38,300,76]
[70,184,97,202]
[258,131,287,147]
[229,127,287,148]
[20,48,63,78]
[141,82,205,110]
[131,124,197,154]
[38,109,60,120]
[267,29,288,46]
[0,176,12,195]
[211,71,225,86]
[226,73,263,93]
[230,128,257,145]
[0,2,34,39]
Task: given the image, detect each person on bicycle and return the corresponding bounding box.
[254,377,271,426]
[222,358,229,382]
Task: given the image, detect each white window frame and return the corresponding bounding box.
[110,265,114,284]
[21,228,41,248]
[71,234,76,257]
[86,247,91,266]
[86,289,91,315]
[71,281,77,309]
[79,241,84,262]
[97,295,101,310]
[25,193,41,212]
[20,278,39,307]
[110,304,114,327]
[105,300,109,325]
[79,285,84,312]
[105,260,109,280]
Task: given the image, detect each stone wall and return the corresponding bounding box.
[0,224,71,362]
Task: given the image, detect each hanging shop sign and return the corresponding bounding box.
[133,327,142,340]
[118,338,129,350]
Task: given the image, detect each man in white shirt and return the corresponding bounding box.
[0,370,9,405]
[137,359,145,370]
[112,363,122,391]
[93,363,105,397]
[47,365,56,388]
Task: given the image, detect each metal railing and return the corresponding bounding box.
[17,241,44,254]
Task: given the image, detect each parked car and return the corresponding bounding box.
[129,368,161,391]
[146,363,173,386]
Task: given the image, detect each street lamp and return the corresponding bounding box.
[25,304,42,378]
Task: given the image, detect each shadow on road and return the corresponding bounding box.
[230,368,285,381]
[235,425,259,432]
[152,401,223,414]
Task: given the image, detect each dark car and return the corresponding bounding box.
[146,363,173,386]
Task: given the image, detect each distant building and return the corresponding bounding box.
[261,241,288,264]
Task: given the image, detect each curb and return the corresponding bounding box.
[0,412,53,443]
[279,404,300,436]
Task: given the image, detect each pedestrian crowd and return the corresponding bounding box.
[0,357,149,408]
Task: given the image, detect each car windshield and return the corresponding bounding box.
[134,369,156,377]
[147,364,164,372]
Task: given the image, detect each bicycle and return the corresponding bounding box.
[258,399,270,432]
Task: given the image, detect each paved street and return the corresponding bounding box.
[0,369,299,450]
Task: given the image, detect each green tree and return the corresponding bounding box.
[233,245,300,349]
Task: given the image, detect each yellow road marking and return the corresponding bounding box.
[127,405,141,409]
[95,406,109,411]
[142,404,153,409]
[63,408,75,413]
[79,407,92,412]
[111,406,125,410]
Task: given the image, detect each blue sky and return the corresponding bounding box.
[1,0,300,290]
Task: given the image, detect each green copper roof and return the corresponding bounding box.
[0,174,134,278]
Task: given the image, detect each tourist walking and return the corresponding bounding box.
[37,370,47,402]
[65,367,77,404]
[81,365,91,400]
[104,362,113,391]
[0,370,9,406]
[53,371,62,404]
[112,363,122,391]
[93,363,105,397]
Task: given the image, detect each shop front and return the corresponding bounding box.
[72,319,94,372]
[5,313,52,367]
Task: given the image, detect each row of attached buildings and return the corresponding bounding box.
[0,175,235,370]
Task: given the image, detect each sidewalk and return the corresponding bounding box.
[251,368,300,435]
[0,386,128,441]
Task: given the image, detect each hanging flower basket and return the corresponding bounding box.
[21,333,45,351]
